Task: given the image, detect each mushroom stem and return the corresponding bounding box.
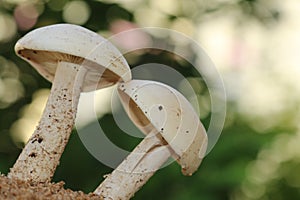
[94,133,174,199]
[8,61,87,183]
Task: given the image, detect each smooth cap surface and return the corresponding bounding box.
[118,80,208,175]
[15,23,131,92]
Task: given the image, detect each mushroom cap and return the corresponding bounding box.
[118,80,208,176]
[15,24,131,92]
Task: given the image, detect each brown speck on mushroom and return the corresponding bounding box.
[38,138,43,143]
[29,152,37,157]
[158,105,163,111]
[176,108,181,117]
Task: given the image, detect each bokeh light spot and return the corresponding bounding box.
[0,13,17,42]
[109,20,152,51]
[63,1,90,25]
[14,3,39,31]
[10,89,50,146]
[134,6,169,27]
[150,0,179,16]
[0,56,24,108]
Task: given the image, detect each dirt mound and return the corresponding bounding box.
[0,175,102,200]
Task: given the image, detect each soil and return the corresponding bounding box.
[0,175,102,200]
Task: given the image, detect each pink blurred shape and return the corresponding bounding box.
[14,3,39,31]
[109,20,152,51]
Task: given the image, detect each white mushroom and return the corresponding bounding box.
[94,80,207,199]
[8,24,131,183]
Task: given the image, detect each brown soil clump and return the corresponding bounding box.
[0,175,102,200]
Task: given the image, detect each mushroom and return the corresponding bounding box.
[8,24,131,183]
[94,80,207,199]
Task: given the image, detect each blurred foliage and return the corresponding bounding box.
[0,0,299,200]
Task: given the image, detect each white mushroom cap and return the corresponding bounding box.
[118,80,208,175]
[15,24,131,92]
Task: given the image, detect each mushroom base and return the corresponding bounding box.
[8,61,86,183]
[94,134,173,200]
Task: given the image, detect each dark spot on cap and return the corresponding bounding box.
[158,106,163,111]
[38,137,43,143]
[186,130,189,133]
[29,152,36,157]
[161,128,164,131]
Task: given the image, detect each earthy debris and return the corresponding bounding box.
[0,175,102,200]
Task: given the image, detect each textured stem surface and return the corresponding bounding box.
[94,134,173,199]
[8,61,86,183]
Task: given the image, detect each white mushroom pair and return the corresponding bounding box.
[10,24,208,199]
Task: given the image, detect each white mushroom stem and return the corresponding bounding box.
[8,61,87,183]
[94,133,174,200]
